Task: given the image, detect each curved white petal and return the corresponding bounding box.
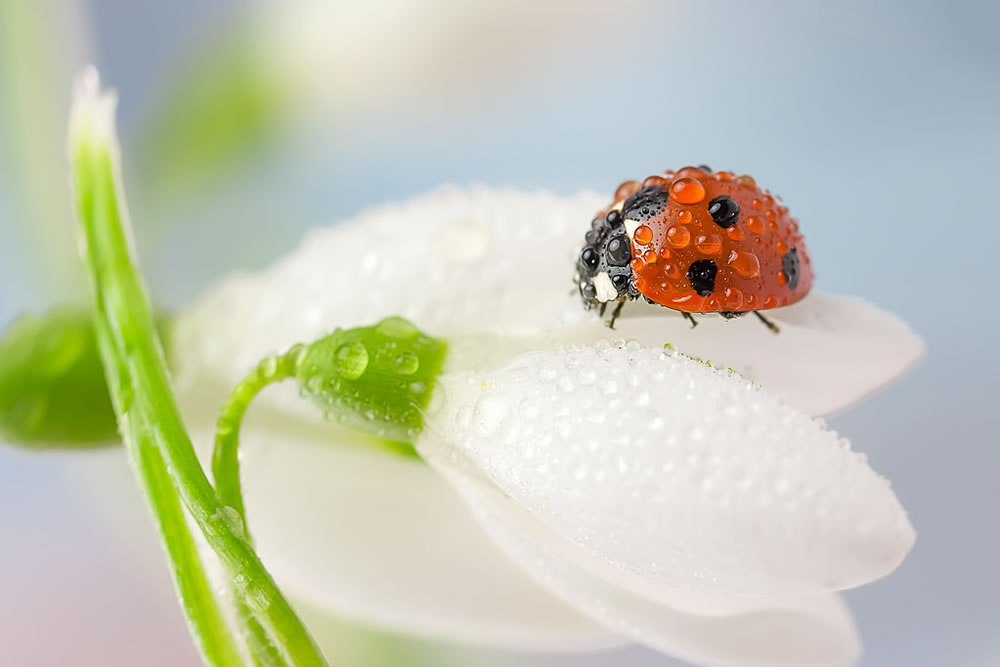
[442,467,861,667]
[420,341,915,599]
[560,293,924,416]
[173,186,921,419]
[180,387,619,651]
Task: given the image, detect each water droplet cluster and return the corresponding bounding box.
[426,341,912,595]
[577,167,814,316]
[296,316,449,442]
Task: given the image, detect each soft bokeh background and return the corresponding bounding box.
[1,0,998,665]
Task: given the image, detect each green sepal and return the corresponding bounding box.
[296,317,448,442]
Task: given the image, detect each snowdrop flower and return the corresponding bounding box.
[169,186,923,667]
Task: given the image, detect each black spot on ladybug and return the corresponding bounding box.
[605,235,631,266]
[606,209,623,229]
[580,246,599,273]
[782,247,801,290]
[698,164,712,173]
[708,196,740,229]
[611,273,630,295]
[622,186,669,223]
[687,259,717,296]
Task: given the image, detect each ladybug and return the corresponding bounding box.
[575,166,813,331]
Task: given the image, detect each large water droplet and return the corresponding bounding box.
[257,355,278,380]
[375,316,419,340]
[394,351,420,375]
[473,395,510,436]
[335,342,369,379]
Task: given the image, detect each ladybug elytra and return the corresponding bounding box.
[575,166,814,331]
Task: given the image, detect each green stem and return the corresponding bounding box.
[136,428,245,666]
[213,349,305,667]
[213,346,304,526]
[70,72,327,667]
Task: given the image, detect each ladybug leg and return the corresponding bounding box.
[607,300,625,329]
[682,311,698,329]
[753,310,780,334]
[599,302,608,318]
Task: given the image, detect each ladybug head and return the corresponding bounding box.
[575,208,634,310]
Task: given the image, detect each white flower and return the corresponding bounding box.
[172,186,922,667]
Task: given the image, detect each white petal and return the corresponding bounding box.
[182,391,619,651]
[172,186,604,383]
[420,341,915,599]
[596,294,924,416]
[441,467,861,667]
[172,187,920,419]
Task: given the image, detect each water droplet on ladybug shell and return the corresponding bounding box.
[669,178,706,205]
[695,233,722,255]
[634,224,653,245]
[615,180,641,201]
[666,225,691,248]
[642,175,670,188]
[727,250,761,279]
[747,216,765,235]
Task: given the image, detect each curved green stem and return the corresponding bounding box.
[213,346,304,533]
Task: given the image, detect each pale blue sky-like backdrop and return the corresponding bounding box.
[1,1,997,665]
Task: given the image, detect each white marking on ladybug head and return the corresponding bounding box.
[623,217,642,240]
[593,272,617,303]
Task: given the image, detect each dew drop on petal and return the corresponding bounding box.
[473,395,510,436]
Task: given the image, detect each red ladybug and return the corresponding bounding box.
[575,166,814,331]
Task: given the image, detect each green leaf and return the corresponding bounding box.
[0,309,117,447]
[0,309,173,449]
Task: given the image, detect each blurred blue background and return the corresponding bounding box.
[1,1,998,665]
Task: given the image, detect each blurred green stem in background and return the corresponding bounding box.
[133,22,293,210]
[70,69,327,667]
[0,0,90,302]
